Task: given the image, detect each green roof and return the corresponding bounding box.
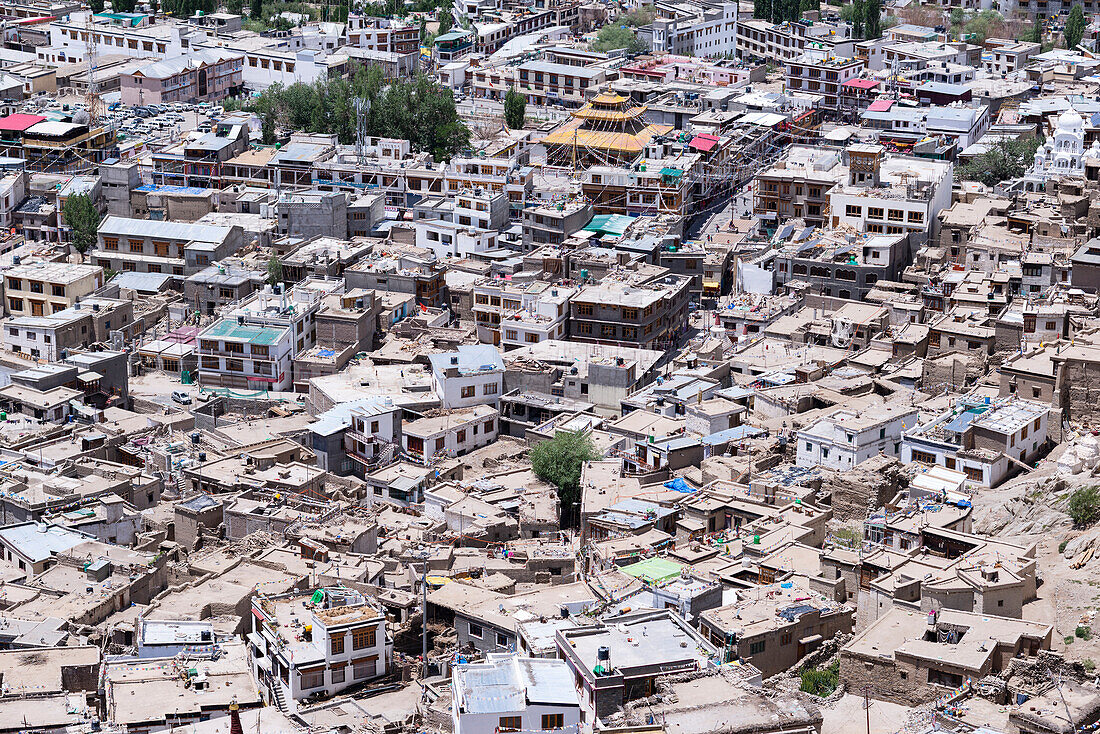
[203,320,285,345]
[583,214,633,237]
[620,556,683,585]
[659,167,683,178]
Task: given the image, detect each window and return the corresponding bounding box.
[352,627,377,650]
[780,631,792,645]
[577,304,593,316]
[331,634,344,655]
[888,209,904,222]
[483,383,498,395]
[907,211,924,223]
[7,297,21,312]
[910,449,936,464]
[457,430,467,443]
[469,623,483,638]
[964,466,983,482]
[542,714,564,730]
[499,717,522,731]
[622,308,638,320]
[353,657,376,680]
[103,237,119,250]
[484,419,495,433]
[461,386,475,398]
[371,420,380,433]
[299,668,325,689]
[331,665,346,684]
[601,325,615,338]
[497,632,508,647]
[749,640,765,655]
[845,205,862,217]
[5,279,18,290]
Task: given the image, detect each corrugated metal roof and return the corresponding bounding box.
[99,215,233,244]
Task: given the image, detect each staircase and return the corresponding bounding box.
[176,475,188,494]
[271,682,288,713]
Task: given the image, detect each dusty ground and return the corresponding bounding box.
[821,693,921,734]
[1024,530,1100,665]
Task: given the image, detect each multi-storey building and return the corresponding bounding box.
[345,15,419,54]
[402,404,500,463]
[197,282,332,391]
[472,280,574,349]
[736,18,854,65]
[120,48,244,106]
[648,1,739,57]
[249,588,391,708]
[3,262,103,317]
[94,216,243,277]
[784,49,865,112]
[569,270,692,350]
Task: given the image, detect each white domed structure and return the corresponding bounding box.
[1026,106,1086,189]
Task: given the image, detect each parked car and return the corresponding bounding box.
[171,390,192,405]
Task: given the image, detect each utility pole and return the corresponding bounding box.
[420,552,429,699]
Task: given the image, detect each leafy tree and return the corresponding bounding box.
[419,16,427,41]
[504,89,525,129]
[800,0,819,14]
[437,7,452,34]
[592,24,646,54]
[864,0,881,39]
[849,0,864,38]
[62,194,100,255]
[957,136,1041,187]
[266,255,284,286]
[754,0,768,19]
[1026,17,1043,44]
[1068,486,1100,527]
[113,0,136,13]
[949,7,965,29]
[621,4,655,26]
[261,109,277,144]
[251,0,263,18]
[1065,4,1085,49]
[90,0,104,12]
[529,431,599,527]
[963,9,1004,44]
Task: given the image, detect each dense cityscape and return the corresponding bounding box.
[0,0,1091,732]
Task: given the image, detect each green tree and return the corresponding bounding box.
[864,0,881,39]
[1065,4,1085,49]
[957,136,1041,187]
[266,255,284,286]
[250,0,263,19]
[90,0,104,12]
[113,0,136,13]
[847,0,864,38]
[754,0,768,19]
[800,0,819,14]
[62,194,100,255]
[504,89,526,129]
[437,7,452,34]
[963,9,1004,44]
[1069,486,1100,527]
[592,24,646,54]
[529,431,599,526]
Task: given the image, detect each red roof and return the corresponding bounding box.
[842,78,879,90]
[689,133,720,152]
[0,114,46,132]
[867,99,895,112]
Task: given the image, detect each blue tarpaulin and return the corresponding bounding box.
[664,477,693,493]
